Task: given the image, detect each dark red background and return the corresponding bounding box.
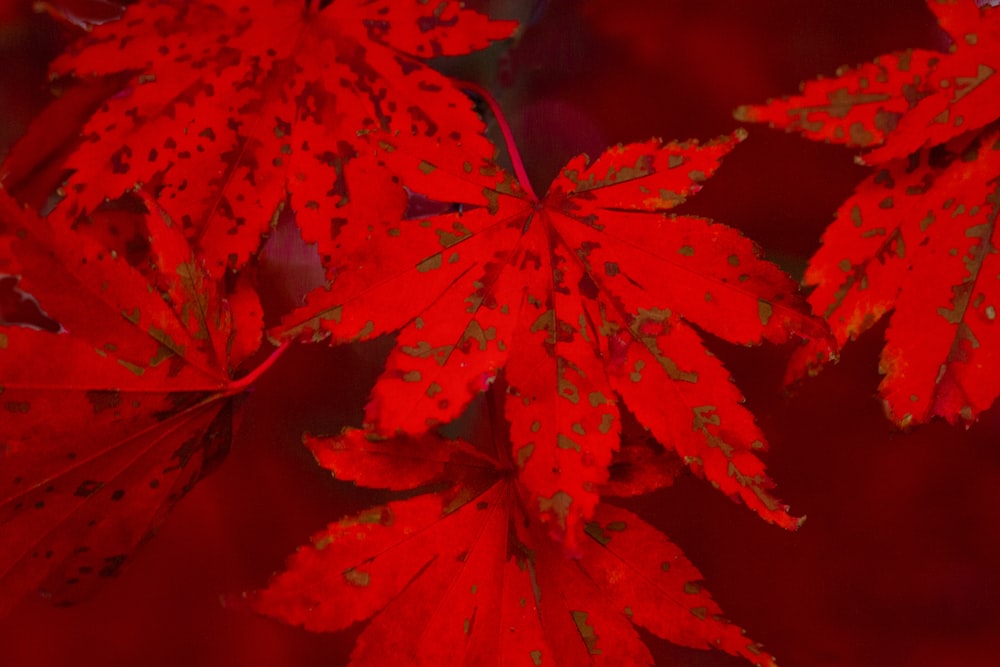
[2,1,1000,665]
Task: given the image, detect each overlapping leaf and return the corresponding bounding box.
[737,0,1000,425]
[279,127,826,543]
[0,188,273,613]
[244,426,778,667]
[41,0,514,273]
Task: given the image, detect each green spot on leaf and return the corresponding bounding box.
[417,253,443,273]
[584,521,610,546]
[356,507,394,526]
[693,405,720,430]
[516,443,534,468]
[117,359,145,377]
[343,568,370,587]
[758,299,773,326]
[588,391,608,407]
[538,491,573,525]
[598,413,614,434]
[570,611,602,655]
[557,434,581,451]
[356,321,375,340]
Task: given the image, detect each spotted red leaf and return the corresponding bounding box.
[43,0,514,273]
[735,0,999,164]
[243,427,779,667]
[0,189,277,613]
[802,132,1000,426]
[278,127,825,543]
[0,74,131,210]
[738,0,1000,425]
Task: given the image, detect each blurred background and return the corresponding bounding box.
[2,1,1000,665]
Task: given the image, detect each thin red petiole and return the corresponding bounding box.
[459,81,540,203]
[228,340,292,394]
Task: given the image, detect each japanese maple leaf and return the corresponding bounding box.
[736,0,1000,426]
[43,0,515,274]
[278,117,826,544]
[0,188,277,614]
[242,425,779,667]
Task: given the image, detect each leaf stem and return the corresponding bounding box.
[228,340,292,394]
[460,81,539,203]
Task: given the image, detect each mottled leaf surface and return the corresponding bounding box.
[0,189,268,613]
[801,132,1000,426]
[734,49,942,153]
[740,0,1000,425]
[736,0,999,164]
[247,428,778,667]
[279,129,824,542]
[45,0,514,273]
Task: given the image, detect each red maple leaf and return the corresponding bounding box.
[241,421,778,666]
[278,93,827,543]
[40,0,514,273]
[0,188,281,613]
[736,0,1000,426]
[735,0,998,164]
